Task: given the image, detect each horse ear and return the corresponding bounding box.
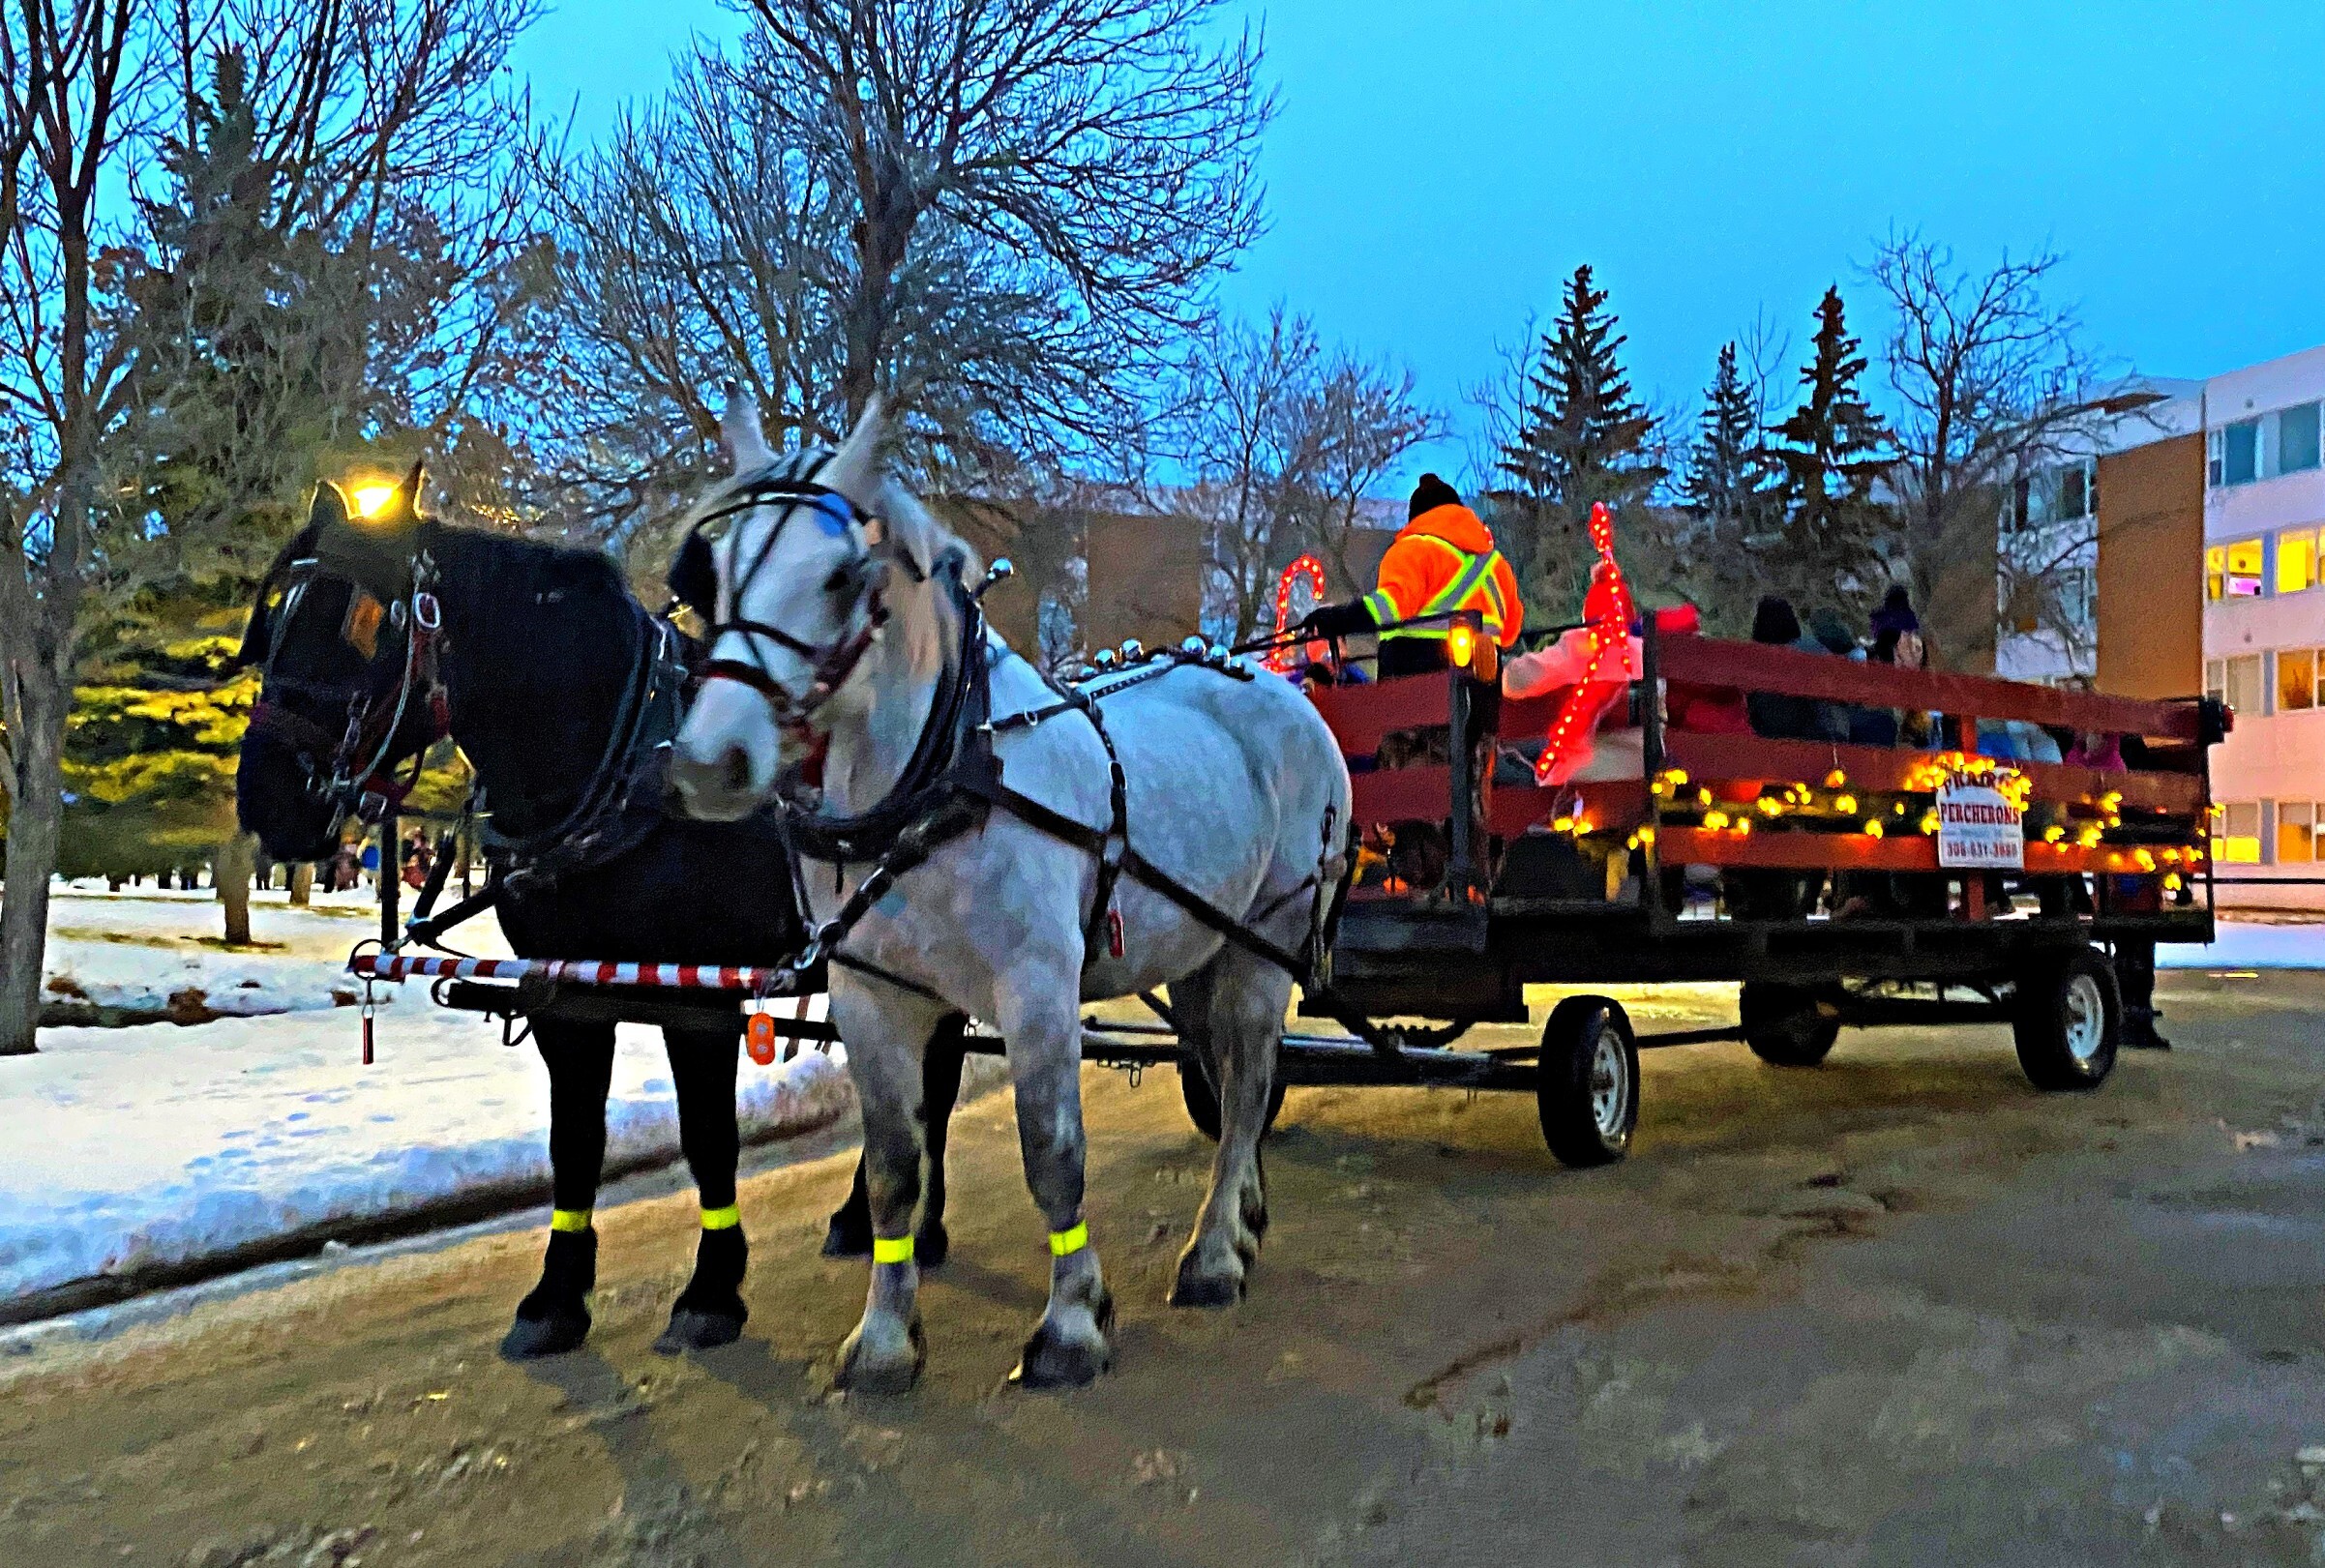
[820,394,884,515]
[668,530,718,621]
[721,381,774,474]
[310,481,349,532]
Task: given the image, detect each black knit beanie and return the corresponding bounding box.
[1408,473,1461,520]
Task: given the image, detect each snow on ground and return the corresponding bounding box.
[2159,919,2325,970]
[42,883,432,1019]
[0,999,845,1306]
[4,884,845,1308]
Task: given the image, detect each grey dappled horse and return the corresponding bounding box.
[668,395,1351,1391]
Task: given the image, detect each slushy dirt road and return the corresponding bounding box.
[7,973,2325,1567]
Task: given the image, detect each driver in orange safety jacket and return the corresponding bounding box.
[1297,474,1524,678]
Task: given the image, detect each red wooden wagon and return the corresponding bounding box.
[1295,611,2222,1164]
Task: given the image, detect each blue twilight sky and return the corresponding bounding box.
[514,1,2325,482]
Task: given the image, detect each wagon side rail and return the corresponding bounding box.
[1638,627,2220,934]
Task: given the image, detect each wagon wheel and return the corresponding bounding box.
[1177,1051,1289,1141]
[1535,995,1638,1168]
[1739,981,1843,1068]
[2012,947,2119,1092]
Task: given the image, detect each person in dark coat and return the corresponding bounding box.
[1746,596,1824,742]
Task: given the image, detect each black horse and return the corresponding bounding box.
[234,475,965,1358]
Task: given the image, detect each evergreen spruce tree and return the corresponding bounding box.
[1675,341,1772,635]
[1764,286,1892,619]
[1496,265,1666,615]
[1682,342,1759,520]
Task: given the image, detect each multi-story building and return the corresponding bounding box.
[1996,378,2202,686]
[2019,344,2325,908]
[2193,345,2325,904]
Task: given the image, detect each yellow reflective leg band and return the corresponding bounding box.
[700,1203,740,1231]
[1049,1222,1089,1257]
[871,1233,915,1265]
[550,1207,592,1233]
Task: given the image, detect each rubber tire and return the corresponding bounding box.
[1535,996,1639,1168]
[1740,981,1843,1068]
[2013,947,2121,1092]
[1177,1054,1288,1141]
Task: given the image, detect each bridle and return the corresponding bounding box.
[242,547,452,837]
[679,470,917,737]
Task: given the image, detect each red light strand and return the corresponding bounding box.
[1535,502,1635,785]
[1267,554,1328,672]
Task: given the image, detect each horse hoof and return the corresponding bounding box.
[499,1308,589,1361]
[1168,1252,1245,1310]
[915,1219,950,1271]
[1010,1291,1115,1390]
[653,1308,744,1356]
[822,1214,873,1258]
[835,1318,925,1395]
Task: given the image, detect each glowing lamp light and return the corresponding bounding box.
[1446,618,1477,670]
[349,483,399,518]
[1863,819,1885,840]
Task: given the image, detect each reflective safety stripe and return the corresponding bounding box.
[1380,538,1507,641]
[1362,587,1399,625]
[872,1233,915,1264]
[700,1203,740,1230]
[550,1207,592,1233]
[1048,1221,1090,1257]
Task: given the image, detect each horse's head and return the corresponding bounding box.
[235,467,448,862]
[670,390,957,821]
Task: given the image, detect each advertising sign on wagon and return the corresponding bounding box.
[1936,767,2025,870]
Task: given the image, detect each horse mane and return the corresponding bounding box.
[434,521,634,606]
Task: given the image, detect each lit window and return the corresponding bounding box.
[2280,647,2317,711]
[2225,420,2260,486]
[2281,802,2316,864]
[2207,546,2226,600]
[2282,404,2323,475]
[2225,653,2265,714]
[2281,529,2319,594]
[2218,802,2263,864]
[2223,539,2264,597]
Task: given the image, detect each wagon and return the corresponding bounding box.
[354,612,2223,1169]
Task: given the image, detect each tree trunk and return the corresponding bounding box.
[215,833,257,947]
[0,679,70,1056]
[288,861,313,907]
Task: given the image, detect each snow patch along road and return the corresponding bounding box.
[2157,920,2325,970]
[0,997,846,1311]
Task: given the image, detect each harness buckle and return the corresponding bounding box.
[412,590,441,632]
